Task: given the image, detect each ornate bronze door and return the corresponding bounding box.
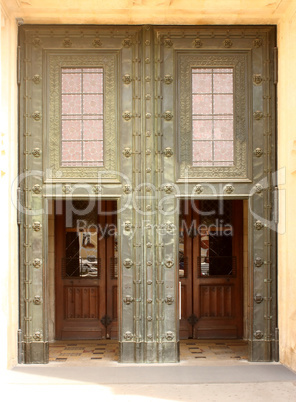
[18,25,277,363]
[179,200,243,339]
[55,200,117,340]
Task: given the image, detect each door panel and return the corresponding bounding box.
[55,200,117,340]
[179,200,243,339]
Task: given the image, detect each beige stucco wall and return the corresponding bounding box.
[0,1,18,371]
[277,1,296,373]
[1,0,296,371]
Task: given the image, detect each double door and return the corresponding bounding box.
[55,200,118,340]
[179,200,243,339]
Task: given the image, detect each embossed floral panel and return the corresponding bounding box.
[61,67,104,167]
[192,68,234,167]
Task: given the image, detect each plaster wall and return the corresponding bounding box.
[1,0,296,371]
[0,1,18,371]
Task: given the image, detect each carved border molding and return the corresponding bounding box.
[177,52,249,180]
[47,52,118,181]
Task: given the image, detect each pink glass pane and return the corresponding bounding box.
[213,73,233,93]
[83,120,103,140]
[192,141,212,162]
[62,95,81,115]
[213,95,233,115]
[192,74,212,93]
[62,120,82,140]
[193,119,212,140]
[83,73,103,93]
[192,95,212,115]
[62,141,82,161]
[214,119,233,140]
[83,95,103,114]
[83,141,103,162]
[214,141,233,162]
[62,73,81,93]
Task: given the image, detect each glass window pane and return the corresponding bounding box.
[192,73,212,93]
[61,67,104,167]
[214,140,233,162]
[214,94,233,115]
[213,73,233,93]
[193,119,212,140]
[192,68,234,167]
[192,141,213,164]
[192,94,212,115]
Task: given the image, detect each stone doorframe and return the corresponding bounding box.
[17,25,277,364]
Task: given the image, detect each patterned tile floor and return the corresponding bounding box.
[49,340,248,365]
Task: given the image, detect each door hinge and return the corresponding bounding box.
[17,45,21,86]
[274,47,278,85]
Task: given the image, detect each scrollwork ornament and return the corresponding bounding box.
[123,184,132,194]
[163,147,173,158]
[164,38,173,48]
[224,184,234,194]
[162,184,174,194]
[32,74,41,84]
[194,184,203,194]
[254,294,264,304]
[123,258,133,269]
[254,257,263,267]
[165,259,174,268]
[122,74,132,84]
[165,331,174,341]
[253,74,263,85]
[33,331,42,341]
[223,39,233,48]
[63,38,72,48]
[122,38,132,48]
[32,184,42,194]
[92,185,102,194]
[32,37,41,47]
[33,258,42,269]
[164,75,173,84]
[253,38,263,48]
[32,148,41,158]
[165,296,174,305]
[193,39,203,48]
[253,111,263,120]
[124,331,133,341]
[122,111,132,121]
[124,221,133,231]
[122,148,132,158]
[62,184,72,194]
[33,296,42,305]
[162,111,173,121]
[254,220,264,230]
[123,296,134,305]
[32,111,41,121]
[93,38,102,48]
[254,148,263,158]
[32,221,42,232]
[254,330,263,339]
[255,184,263,194]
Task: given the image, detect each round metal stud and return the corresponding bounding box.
[32,221,42,231]
[32,258,42,268]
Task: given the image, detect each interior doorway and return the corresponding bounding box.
[54,200,118,340]
[179,199,243,339]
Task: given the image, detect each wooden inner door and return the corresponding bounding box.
[179,199,243,339]
[55,200,118,340]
